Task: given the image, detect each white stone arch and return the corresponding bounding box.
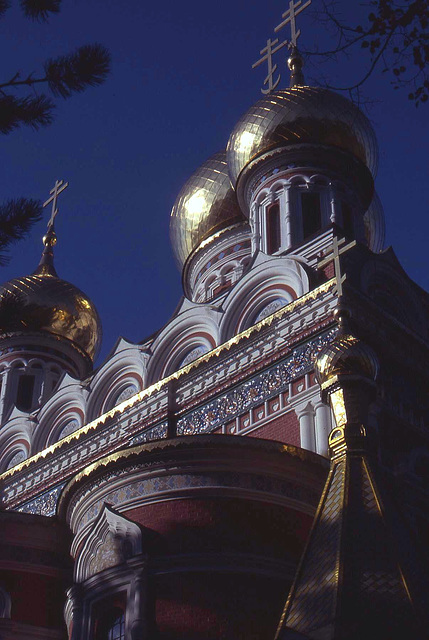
[0,416,32,471]
[86,339,147,421]
[74,504,142,583]
[34,374,86,450]
[147,305,220,384]
[220,253,310,341]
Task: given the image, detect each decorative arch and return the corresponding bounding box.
[33,377,86,450]
[220,254,310,341]
[0,418,32,471]
[75,504,142,583]
[87,339,146,421]
[147,306,220,384]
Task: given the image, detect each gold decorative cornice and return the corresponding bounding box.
[0,278,335,481]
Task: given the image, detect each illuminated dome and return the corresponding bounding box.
[0,236,101,362]
[227,87,378,186]
[315,310,379,387]
[170,151,245,267]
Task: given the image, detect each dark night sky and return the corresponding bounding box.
[0,0,428,366]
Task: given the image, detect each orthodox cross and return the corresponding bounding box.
[317,236,356,297]
[274,0,312,48]
[43,179,69,231]
[252,38,288,94]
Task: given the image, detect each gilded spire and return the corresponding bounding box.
[34,179,69,277]
[275,313,429,639]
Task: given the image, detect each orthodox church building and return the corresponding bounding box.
[0,19,428,640]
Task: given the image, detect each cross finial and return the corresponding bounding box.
[252,38,288,94]
[43,179,69,239]
[317,236,356,298]
[274,0,312,48]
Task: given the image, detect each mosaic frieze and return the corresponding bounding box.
[88,531,122,577]
[129,423,168,445]
[16,482,66,517]
[177,330,336,435]
[77,470,322,532]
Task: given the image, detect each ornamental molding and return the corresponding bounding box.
[74,504,142,583]
[68,466,323,555]
[1,282,336,510]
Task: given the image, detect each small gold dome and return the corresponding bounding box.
[0,264,102,362]
[170,151,245,267]
[227,87,378,186]
[315,331,378,387]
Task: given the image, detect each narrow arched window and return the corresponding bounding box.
[16,374,35,412]
[267,202,281,253]
[301,192,321,239]
[95,606,125,640]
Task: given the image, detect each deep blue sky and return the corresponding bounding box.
[0,1,428,366]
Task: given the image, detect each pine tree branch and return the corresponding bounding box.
[45,44,111,98]
[0,0,10,17]
[20,0,61,22]
[0,94,54,133]
[0,198,43,265]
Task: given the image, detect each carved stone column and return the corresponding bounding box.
[295,402,315,452]
[66,584,84,640]
[128,565,150,640]
[314,399,331,456]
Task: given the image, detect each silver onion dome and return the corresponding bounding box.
[227,87,379,186]
[170,151,245,268]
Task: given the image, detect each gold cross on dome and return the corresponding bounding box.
[252,38,288,94]
[317,236,356,297]
[43,179,69,231]
[275,0,312,48]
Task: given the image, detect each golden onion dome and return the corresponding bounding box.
[227,86,378,186]
[170,151,245,267]
[0,231,101,362]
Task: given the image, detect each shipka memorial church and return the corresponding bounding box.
[0,4,428,639]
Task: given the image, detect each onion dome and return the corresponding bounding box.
[170,151,245,267]
[227,87,379,186]
[0,227,101,362]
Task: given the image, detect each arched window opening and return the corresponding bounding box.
[341,201,354,238]
[16,374,35,411]
[267,203,281,253]
[301,192,321,239]
[94,604,125,640]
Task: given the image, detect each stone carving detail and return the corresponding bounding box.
[17,482,66,516]
[254,297,289,323]
[6,450,26,470]
[177,330,336,435]
[88,531,122,576]
[180,345,210,367]
[75,504,142,582]
[58,419,80,440]
[115,384,139,405]
[129,423,168,445]
[76,469,322,532]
